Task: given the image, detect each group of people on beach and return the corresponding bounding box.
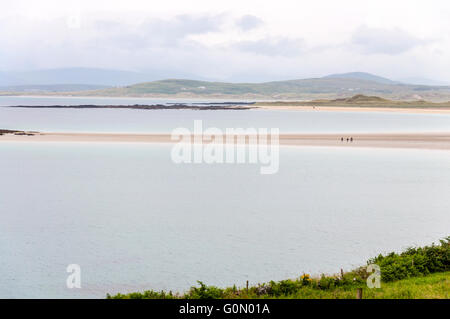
[341,137,354,142]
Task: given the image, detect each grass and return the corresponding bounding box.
[267,272,449,299]
[107,272,449,300]
[107,237,449,299]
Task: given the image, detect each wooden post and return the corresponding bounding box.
[356,288,363,299]
[340,268,344,279]
[246,280,249,293]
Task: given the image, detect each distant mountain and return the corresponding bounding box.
[0,84,109,93]
[323,72,398,85]
[2,70,450,101]
[3,68,154,86]
[0,68,213,87]
[398,77,449,86]
[0,71,21,86]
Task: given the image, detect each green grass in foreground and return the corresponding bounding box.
[267,272,449,299]
[107,237,449,299]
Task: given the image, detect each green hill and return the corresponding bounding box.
[75,77,450,101]
[3,74,450,101]
[324,72,398,84]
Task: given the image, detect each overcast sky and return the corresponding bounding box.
[2,0,450,82]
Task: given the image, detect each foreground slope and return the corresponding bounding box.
[109,237,449,299]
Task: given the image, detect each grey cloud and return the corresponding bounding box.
[144,14,224,39]
[234,37,305,57]
[94,14,225,49]
[352,25,428,55]
[235,15,264,31]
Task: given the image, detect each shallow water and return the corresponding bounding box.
[2,107,450,134]
[0,143,449,298]
[0,95,254,106]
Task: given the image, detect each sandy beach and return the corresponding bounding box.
[256,105,450,114]
[2,131,450,150]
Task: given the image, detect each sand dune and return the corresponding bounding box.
[256,105,450,114]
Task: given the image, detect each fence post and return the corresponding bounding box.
[356,288,363,299]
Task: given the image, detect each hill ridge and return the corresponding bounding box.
[2,72,450,101]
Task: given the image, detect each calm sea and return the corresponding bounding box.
[1,96,450,133]
[0,97,449,298]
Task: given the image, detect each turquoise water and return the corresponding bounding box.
[0,143,449,298]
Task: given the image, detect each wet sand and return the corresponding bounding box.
[1,132,450,150]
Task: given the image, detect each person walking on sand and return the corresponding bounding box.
[341,137,344,142]
[350,137,353,142]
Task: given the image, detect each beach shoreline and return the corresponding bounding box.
[255,105,450,114]
[2,131,450,150]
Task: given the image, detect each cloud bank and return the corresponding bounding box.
[1,0,449,83]
[351,25,430,55]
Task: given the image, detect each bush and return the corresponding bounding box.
[186,281,224,299]
[368,237,449,282]
[318,275,336,290]
[106,290,176,299]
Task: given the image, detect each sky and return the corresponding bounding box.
[2,0,450,83]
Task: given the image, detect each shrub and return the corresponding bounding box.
[368,237,449,282]
[106,290,176,299]
[186,281,224,299]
